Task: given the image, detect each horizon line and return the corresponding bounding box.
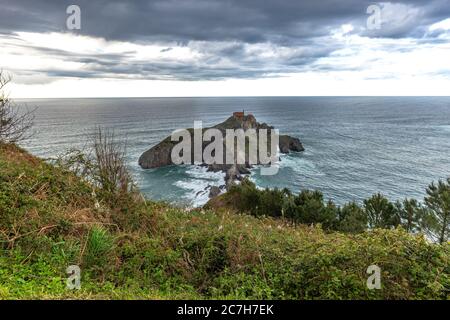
[14,95,450,99]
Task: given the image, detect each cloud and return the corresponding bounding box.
[429,18,450,31]
[0,0,449,96]
[1,0,449,43]
[1,31,342,83]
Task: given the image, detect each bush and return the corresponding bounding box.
[288,190,338,229]
[337,202,367,233]
[229,180,341,231]
[0,71,34,144]
[91,128,132,199]
[220,178,450,242]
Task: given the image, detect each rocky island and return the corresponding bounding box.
[139,112,304,195]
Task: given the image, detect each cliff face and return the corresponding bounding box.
[138,136,175,169]
[138,113,304,171]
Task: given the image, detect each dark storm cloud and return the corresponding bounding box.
[1,0,448,42]
[1,0,449,82]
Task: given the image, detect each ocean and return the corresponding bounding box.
[16,96,450,207]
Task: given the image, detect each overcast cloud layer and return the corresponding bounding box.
[1,0,449,96]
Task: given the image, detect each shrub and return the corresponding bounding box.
[229,181,340,231]
[337,202,367,233]
[91,127,133,201]
[0,71,34,144]
[290,190,338,229]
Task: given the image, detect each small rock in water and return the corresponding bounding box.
[209,186,221,198]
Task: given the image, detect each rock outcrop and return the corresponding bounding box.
[138,113,304,188]
[279,135,304,153]
[208,186,222,198]
[139,137,174,169]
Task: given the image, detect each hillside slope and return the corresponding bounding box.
[0,144,449,299]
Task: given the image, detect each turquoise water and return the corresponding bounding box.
[18,97,450,207]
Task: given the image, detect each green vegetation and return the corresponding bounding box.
[425,180,450,244]
[0,72,34,144]
[213,178,450,244]
[0,144,449,300]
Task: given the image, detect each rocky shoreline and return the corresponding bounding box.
[139,113,304,197]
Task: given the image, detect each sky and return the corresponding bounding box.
[1,0,450,97]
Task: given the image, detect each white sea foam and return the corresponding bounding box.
[278,153,324,176]
[177,152,322,207]
[174,165,225,208]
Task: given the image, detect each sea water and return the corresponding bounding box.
[17,96,450,207]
